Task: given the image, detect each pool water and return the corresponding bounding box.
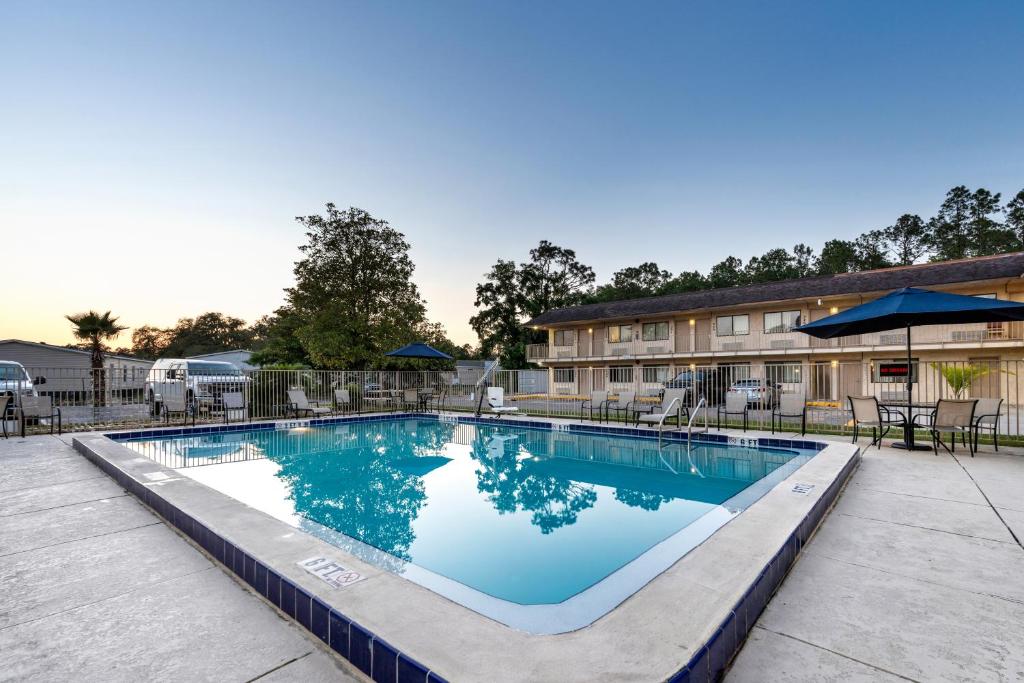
[122,418,816,628]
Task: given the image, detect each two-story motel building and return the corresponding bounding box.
[525,252,1024,403]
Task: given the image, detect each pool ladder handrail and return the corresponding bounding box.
[656,396,685,449]
[687,398,708,452]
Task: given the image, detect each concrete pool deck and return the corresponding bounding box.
[727,435,1024,682]
[0,434,363,682]
[2,425,1021,681]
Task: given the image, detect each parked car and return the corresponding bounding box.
[663,368,731,406]
[0,361,41,418]
[730,378,781,408]
[145,359,249,416]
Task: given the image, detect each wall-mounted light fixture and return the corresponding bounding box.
[689,319,695,326]
[829,306,839,315]
[830,360,839,368]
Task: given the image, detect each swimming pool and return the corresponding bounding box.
[119,416,820,633]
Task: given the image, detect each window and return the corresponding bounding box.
[765,361,802,384]
[553,368,575,383]
[763,310,801,334]
[553,329,575,346]
[609,365,634,383]
[642,321,670,341]
[608,324,632,343]
[716,315,749,336]
[642,365,670,383]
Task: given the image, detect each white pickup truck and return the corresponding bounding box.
[144,358,249,416]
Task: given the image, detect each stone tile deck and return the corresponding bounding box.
[0,435,362,683]
[727,436,1024,683]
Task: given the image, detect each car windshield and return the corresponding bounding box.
[0,363,30,381]
[186,362,242,376]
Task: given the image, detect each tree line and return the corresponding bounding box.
[471,185,1024,368]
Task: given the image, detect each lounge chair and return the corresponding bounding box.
[18,395,62,437]
[333,389,354,414]
[717,391,748,432]
[848,396,902,449]
[637,389,688,428]
[916,399,977,456]
[286,389,332,418]
[771,393,807,435]
[581,391,609,422]
[605,391,637,423]
[972,397,1003,451]
[162,394,195,427]
[487,387,519,417]
[216,392,246,424]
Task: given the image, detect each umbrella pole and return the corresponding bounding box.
[894,324,929,450]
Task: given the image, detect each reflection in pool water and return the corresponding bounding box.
[124,420,812,605]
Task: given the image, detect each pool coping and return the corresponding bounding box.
[74,412,860,683]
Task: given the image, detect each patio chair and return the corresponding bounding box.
[427,387,448,412]
[581,391,609,422]
[487,387,519,417]
[162,394,195,427]
[401,388,421,411]
[0,395,10,438]
[606,391,637,423]
[771,393,807,435]
[637,389,689,428]
[916,399,978,456]
[972,397,1003,452]
[717,391,748,432]
[286,389,332,418]
[333,389,354,414]
[848,396,902,449]
[217,392,246,424]
[17,395,62,437]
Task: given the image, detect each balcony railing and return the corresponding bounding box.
[527,322,1024,362]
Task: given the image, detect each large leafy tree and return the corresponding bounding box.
[817,239,859,275]
[882,214,931,265]
[66,310,128,406]
[129,313,263,360]
[706,256,746,288]
[471,241,594,368]
[1005,190,1024,248]
[285,204,428,369]
[591,262,674,302]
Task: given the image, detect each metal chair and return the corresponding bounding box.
[637,389,689,428]
[917,399,978,456]
[581,390,609,422]
[972,397,1003,452]
[401,388,420,411]
[0,396,10,438]
[605,391,637,423]
[18,395,62,437]
[717,391,748,432]
[162,394,195,427]
[771,393,807,435]
[333,388,354,414]
[848,396,903,449]
[218,392,246,424]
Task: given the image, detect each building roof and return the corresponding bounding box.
[0,339,149,363]
[527,252,1024,326]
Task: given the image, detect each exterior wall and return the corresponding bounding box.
[0,341,153,393]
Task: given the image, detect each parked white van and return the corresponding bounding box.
[1,360,39,417]
[144,359,249,416]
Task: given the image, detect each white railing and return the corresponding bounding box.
[527,322,1024,361]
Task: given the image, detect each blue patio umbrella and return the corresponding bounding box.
[384,342,454,360]
[795,287,1024,449]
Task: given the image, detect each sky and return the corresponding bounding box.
[3,1,1023,348]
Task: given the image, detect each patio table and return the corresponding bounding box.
[878,400,937,451]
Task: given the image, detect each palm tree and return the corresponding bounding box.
[66,310,128,407]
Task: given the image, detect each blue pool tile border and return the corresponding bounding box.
[93,411,850,681]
